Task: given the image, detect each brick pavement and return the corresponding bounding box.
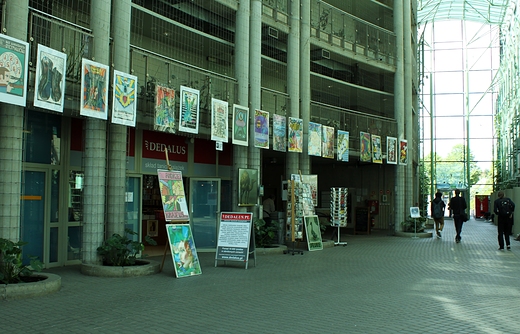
[2,218,520,334]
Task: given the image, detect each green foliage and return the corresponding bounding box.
[0,238,43,284]
[400,216,426,233]
[97,228,157,266]
[254,218,279,248]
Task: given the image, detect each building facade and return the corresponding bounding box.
[0,0,418,268]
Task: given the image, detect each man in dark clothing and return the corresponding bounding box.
[494,190,515,250]
[448,189,467,243]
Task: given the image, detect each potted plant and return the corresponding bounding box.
[97,228,157,266]
[0,238,43,284]
[253,218,279,248]
[400,216,427,233]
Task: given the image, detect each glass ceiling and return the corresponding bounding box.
[417,0,510,25]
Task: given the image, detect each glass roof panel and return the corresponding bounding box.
[418,0,510,25]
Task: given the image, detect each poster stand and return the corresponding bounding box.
[284,178,304,255]
[330,187,348,246]
[214,212,256,269]
[410,207,420,239]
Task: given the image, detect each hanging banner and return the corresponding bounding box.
[0,34,29,107]
[272,114,286,152]
[387,136,397,164]
[360,131,371,162]
[322,125,334,159]
[211,97,228,142]
[232,104,249,146]
[154,84,176,133]
[308,122,322,156]
[337,130,349,162]
[179,85,199,134]
[372,134,382,164]
[112,70,137,127]
[288,117,303,153]
[80,58,109,119]
[34,44,66,112]
[157,169,189,221]
[399,139,408,165]
[166,224,202,278]
[254,109,269,149]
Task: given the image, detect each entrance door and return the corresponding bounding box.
[20,170,46,264]
[189,178,221,249]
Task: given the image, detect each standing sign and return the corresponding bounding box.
[166,224,202,278]
[215,212,255,269]
[157,169,189,221]
[304,215,323,251]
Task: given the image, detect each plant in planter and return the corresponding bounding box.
[97,228,157,266]
[0,238,43,284]
[254,218,279,248]
[400,216,427,233]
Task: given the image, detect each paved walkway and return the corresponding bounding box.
[3,218,520,334]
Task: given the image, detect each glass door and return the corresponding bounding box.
[189,178,221,250]
[20,170,46,265]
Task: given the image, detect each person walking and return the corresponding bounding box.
[448,189,467,243]
[431,192,446,238]
[494,191,515,250]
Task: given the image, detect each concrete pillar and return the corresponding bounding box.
[286,0,301,178]
[232,0,250,211]
[82,0,111,264]
[106,0,132,236]
[404,0,414,208]
[248,0,262,197]
[394,0,405,229]
[0,1,28,241]
[299,0,311,176]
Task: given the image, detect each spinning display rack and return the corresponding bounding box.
[330,187,348,246]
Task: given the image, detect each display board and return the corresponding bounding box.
[304,215,323,251]
[354,207,370,235]
[215,212,255,268]
[165,224,202,278]
[157,169,189,221]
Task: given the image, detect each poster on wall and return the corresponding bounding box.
[157,169,189,221]
[399,139,408,165]
[166,224,202,278]
[238,168,258,206]
[337,130,349,162]
[211,97,228,142]
[386,136,397,164]
[179,85,199,134]
[272,114,286,152]
[254,109,269,149]
[154,84,176,133]
[288,117,303,153]
[304,215,323,251]
[0,34,29,107]
[232,104,249,146]
[322,125,334,159]
[308,122,322,156]
[34,44,66,112]
[80,58,109,119]
[112,70,137,127]
[360,131,371,162]
[372,134,382,164]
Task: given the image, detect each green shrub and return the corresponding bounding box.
[400,216,426,233]
[97,228,157,266]
[254,218,279,248]
[0,238,43,284]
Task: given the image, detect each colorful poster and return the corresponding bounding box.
[288,117,303,153]
[308,122,322,156]
[80,58,109,119]
[232,104,249,146]
[157,169,189,221]
[400,139,408,165]
[112,70,137,127]
[337,130,349,162]
[179,86,199,134]
[166,224,202,278]
[372,134,382,164]
[34,44,66,112]
[304,215,323,251]
[254,109,269,149]
[272,114,286,152]
[322,125,334,159]
[238,168,258,206]
[154,84,176,133]
[360,131,371,162]
[0,34,29,107]
[387,136,397,164]
[211,98,228,142]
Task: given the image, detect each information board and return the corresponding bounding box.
[215,212,253,264]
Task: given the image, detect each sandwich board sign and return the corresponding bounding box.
[215,212,255,269]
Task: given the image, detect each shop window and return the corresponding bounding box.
[69,171,83,222]
[23,110,61,165]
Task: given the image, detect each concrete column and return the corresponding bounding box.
[248,0,262,193]
[82,0,111,264]
[0,0,28,241]
[404,0,414,208]
[106,0,132,236]
[299,0,311,176]
[393,0,405,230]
[232,0,250,211]
[286,0,301,178]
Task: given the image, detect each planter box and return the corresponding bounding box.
[1,273,61,300]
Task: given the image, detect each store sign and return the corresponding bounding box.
[142,130,188,161]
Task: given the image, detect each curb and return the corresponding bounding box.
[1,273,61,300]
